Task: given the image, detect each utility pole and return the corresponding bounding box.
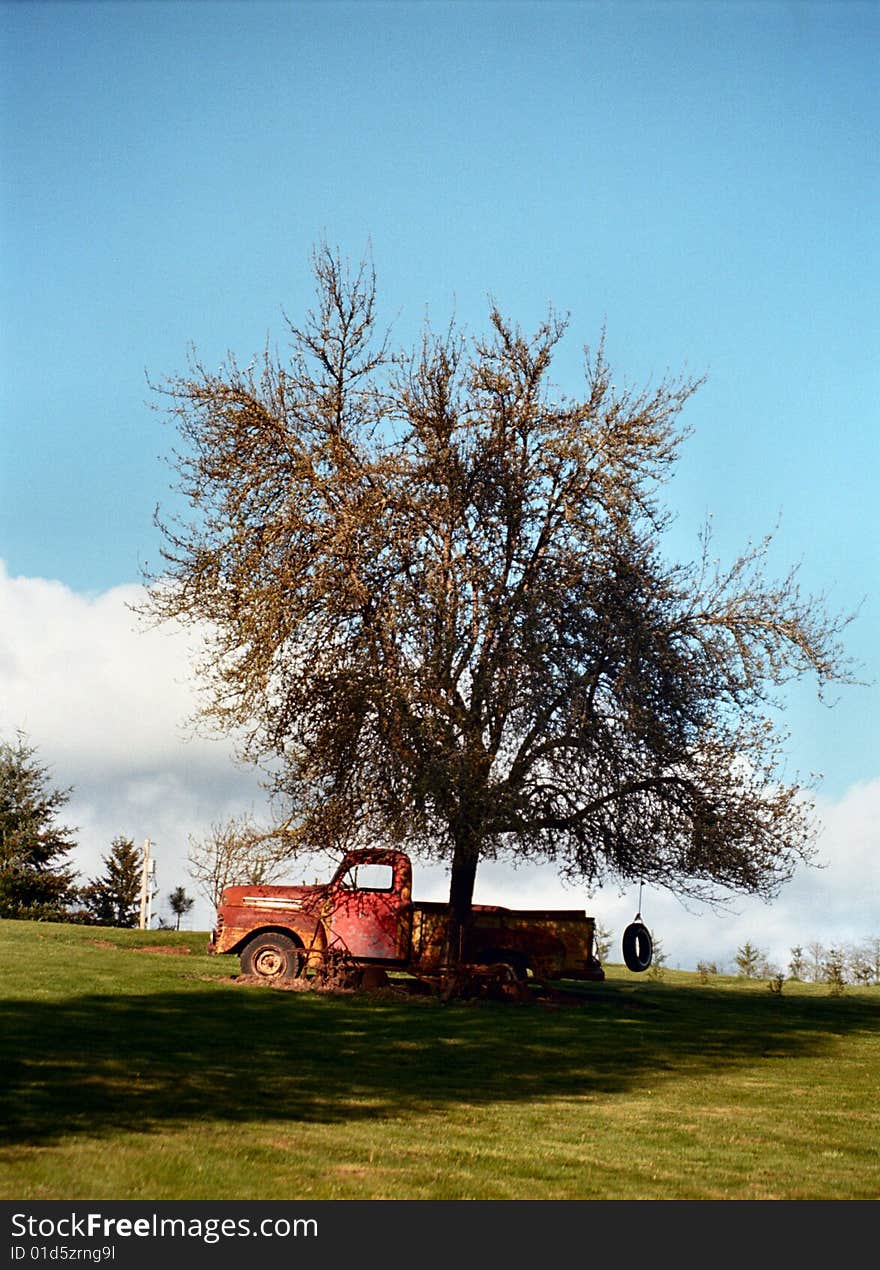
[138,838,151,930]
[146,856,156,930]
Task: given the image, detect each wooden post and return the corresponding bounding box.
[138,838,151,930]
[146,855,156,930]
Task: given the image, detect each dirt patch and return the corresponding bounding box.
[233,973,349,993]
[231,972,426,998]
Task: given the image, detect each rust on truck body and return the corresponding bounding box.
[210,847,604,982]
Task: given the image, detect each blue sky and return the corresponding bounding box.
[1,1,877,957]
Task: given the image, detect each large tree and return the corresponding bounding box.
[0,734,79,920]
[147,246,853,963]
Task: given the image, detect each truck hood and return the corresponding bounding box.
[220,882,328,913]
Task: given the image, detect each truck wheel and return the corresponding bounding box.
[622,922,653,972]
[240,933,303,981]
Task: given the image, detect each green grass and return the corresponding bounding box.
[1,918,878,1200]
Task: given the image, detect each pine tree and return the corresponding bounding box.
[80,837,143,927]
[168,886,195,930]
[0,734,79,920]
[823,947,847,996]
[735,941,764,978]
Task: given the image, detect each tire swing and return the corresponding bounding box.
[622,882,653,973]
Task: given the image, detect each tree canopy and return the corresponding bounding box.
[147,245,854,960]
[0,734,79,920]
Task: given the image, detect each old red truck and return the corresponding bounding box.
[209,847,604,984]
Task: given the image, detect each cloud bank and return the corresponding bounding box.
[0,562,264,927]
[1,561,877,967]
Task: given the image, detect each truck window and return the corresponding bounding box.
[339,863,394,892]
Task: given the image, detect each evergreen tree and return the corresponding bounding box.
[168,886,195,930]
[0,734,79,920]
[735,941,764,978]
[823,947,847,995]
[80,837,143,927]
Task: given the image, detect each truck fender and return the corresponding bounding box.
[234,920,325,961]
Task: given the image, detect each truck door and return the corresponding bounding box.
[329,858,412,961]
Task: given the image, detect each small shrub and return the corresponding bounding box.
[593,921,613,964]
[787,946,806,981]
[824,949,847,996]
[647,936,667,982]
[696,960,717,984]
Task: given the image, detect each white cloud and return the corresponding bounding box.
[1,561,878,963]
[1,565,205,773]
[0,562,264,928]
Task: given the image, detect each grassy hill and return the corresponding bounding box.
[1,917,878,1200]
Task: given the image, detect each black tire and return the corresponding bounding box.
[240,932,303,981]
[622,922,653,973]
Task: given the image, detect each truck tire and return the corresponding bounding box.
[240,932,303,981]
[622,922,653,973]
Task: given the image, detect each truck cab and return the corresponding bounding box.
[210,847,414,977]
[325,850,413,961]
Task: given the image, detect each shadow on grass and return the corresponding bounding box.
[1,979,878,1146]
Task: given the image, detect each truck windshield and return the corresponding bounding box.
[338,863,394,892]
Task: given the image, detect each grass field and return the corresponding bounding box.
[1,918,878,1200]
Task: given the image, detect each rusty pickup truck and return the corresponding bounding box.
[209,847,604,984]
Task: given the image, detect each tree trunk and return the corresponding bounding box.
[443,837,479,968]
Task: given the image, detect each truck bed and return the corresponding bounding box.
[410,900,602,979]
[414,900,590,919]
